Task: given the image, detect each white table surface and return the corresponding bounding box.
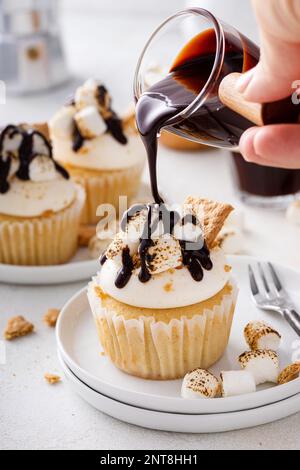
[1,11,300,451]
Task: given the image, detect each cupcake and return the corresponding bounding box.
[0,124,85,265]
[88,196,238,380]
[49,79,145,225]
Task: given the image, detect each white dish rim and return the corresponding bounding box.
[56,255,300,414]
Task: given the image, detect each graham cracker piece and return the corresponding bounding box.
[32,122,50,140]
[21,122,50,140]
[78,225,96,247]
[44,373,61,385]
[4,316,34,340]
[184,196,233,248]
[43,309,60,328]
[278,362,300,385]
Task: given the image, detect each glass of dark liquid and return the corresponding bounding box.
[134,8,300,208]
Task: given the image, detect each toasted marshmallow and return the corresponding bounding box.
[88,235,112,260]
[244,321,281,351]
[220,370,256,397]
[1,130,23,159]
[75,80,99,111]
[147,235,182,274]
[217,228,244,255]
[8,157,20,179]
[173,221,203,244]
[105,233,139,266]
[29,156,57,182]
[239,350,280,385]
[74,106,106,139]
[181,369,220,399]
[32,132,51,157]
[277,362,300,385]
[286,200,300,226]
[49,105,76,139]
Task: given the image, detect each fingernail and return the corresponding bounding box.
[239,127,261,161]
[236,68,256,94]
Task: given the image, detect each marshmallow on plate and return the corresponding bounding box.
[277,362,300,385]
[49,105,76,140]
[29,156,57,182]
[239,350,280,385]
[244,321,281,351]
[74,106,107,139]
[181,369,221,399]
[220,370,256,397]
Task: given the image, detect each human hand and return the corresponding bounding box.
[237,0,300,168]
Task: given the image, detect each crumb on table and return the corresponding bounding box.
[4,316,34,340]
[43,309,60,328]
[44,373,61,385]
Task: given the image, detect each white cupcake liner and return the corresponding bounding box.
[0,185,85,266]
[87,279,238,380]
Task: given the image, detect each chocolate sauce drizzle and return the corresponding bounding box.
[71,84,127,152]
[101,203,213,288]
[0,125,69,194]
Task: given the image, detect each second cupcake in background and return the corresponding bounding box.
[0,124,85,265]
[49,79,145,225]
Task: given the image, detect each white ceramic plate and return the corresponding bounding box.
[0,248,98,285]
[58,351,300,433]
[56,255,300,414]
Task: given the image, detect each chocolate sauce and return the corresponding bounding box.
[0,125,69,193]
[102,29,260,288]
[232,152,300,197]
[101,203,212,288]
[135,28,259,204]
[71,84,127,152]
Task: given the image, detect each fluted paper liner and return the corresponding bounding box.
[0,185,85,266]
[65,162,144,225]
[88,279,238,380]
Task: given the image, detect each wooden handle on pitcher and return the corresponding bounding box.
[219,72,300,126]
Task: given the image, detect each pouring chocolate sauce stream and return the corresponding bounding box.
[101,28,253,288]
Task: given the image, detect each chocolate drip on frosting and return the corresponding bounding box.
[101,203,213,288]
[71,83,127,152]
[0,125,69,193]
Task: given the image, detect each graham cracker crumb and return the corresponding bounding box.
[224,264,232,272]
[278,362,300,385]
[44,373,61,385]
[4,316,34,340]
[43,309,60,328]
[185,196,233,248]
[164,282,173,292]
[100,351,106,357]
[78,225,96,247]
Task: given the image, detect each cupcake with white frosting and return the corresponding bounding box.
[0,125,85,265]
[88,196,238,380]
[49,79,145,225]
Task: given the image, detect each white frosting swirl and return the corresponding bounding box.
[51,131,145,171]
[49,79,145,171]
[97,248,230,309]
[0,177,76,217]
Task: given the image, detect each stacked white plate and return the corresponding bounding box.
[56,256,300,433]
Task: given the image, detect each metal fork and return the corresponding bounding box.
[248,262,300,336]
